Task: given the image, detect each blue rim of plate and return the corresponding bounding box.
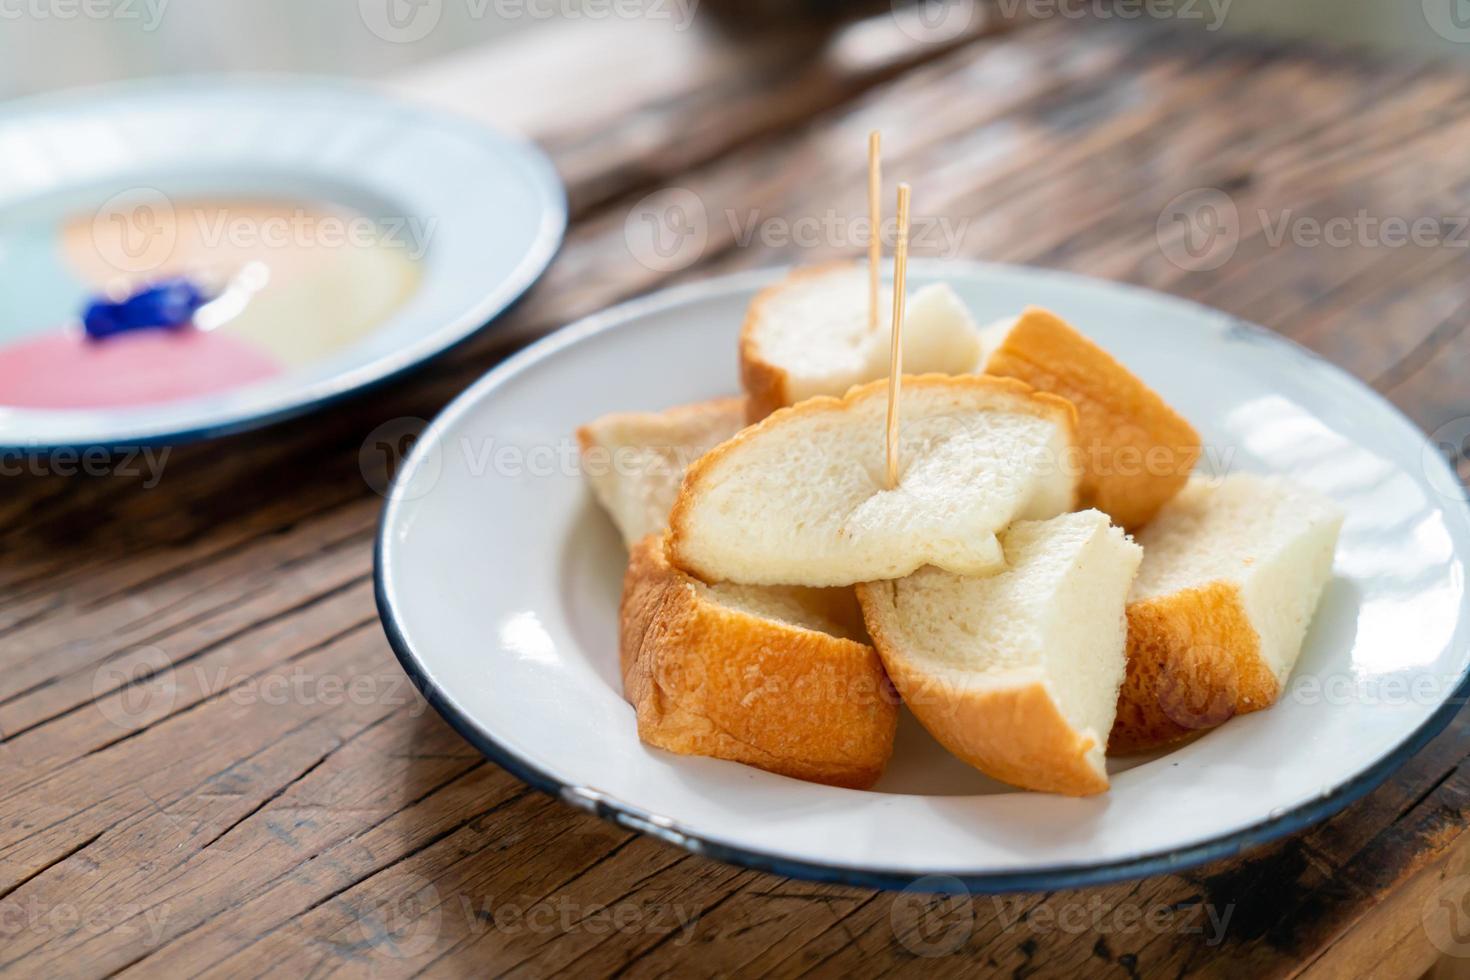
[0,75,566,452]
[374,264,1470,895]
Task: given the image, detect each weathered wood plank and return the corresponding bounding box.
[389,2,1012,217]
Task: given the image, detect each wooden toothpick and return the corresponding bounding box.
[885,182,911,491]
[867,130,882,333]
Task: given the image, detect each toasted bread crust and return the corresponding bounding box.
[1109,582,1281,754]
[856,581,1108,796]
[668,373,1080,582]
[983,307,1200,530]
[620,535,897,789]
[738,349,790,426]
[738,263,855,423]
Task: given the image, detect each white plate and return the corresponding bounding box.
[0,77,564,449]
[375,262,1470,891]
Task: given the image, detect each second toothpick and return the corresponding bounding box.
[885,182,911,491]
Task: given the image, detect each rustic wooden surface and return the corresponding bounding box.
[4,8,1470,978]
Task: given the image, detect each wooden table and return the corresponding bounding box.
[4,7,1470,977]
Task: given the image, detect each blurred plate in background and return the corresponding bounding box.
[0,77,565,449]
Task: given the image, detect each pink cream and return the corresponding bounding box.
[0,329,283,409]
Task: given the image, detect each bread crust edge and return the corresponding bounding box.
[620,535,898,790]
[737,262,855,424]
[983,306,1201,530]
[1109,581,1280,754]
[855,580,1109,797]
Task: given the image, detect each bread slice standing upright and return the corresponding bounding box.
[979,307,1200,530]
[857,510,1142,796]
[740,263,982,422]
[1111,474,1343,753]
[576,397,746,547]
[670,375,1080,587]
[621,534,897,789]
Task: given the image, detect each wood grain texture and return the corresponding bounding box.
[3,10,1469,978]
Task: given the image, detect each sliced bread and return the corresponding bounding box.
[669,375,1080,587]
[740,263,983,422]
[857,510,1142,796]
[621,534,897,789]
[1111,474,1343,753]
[576,397,746,547]
[979,307,1201,530]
